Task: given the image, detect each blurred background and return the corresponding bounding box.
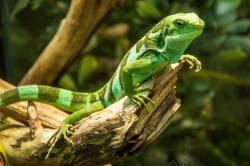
[0,0,249,165]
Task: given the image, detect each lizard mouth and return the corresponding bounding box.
[172,28,203,36]
[170,29,203,40]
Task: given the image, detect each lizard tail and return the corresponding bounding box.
[0,85,101,112]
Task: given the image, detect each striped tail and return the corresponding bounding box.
[0,85,102,112]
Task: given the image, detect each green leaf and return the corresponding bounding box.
[31,0,43,10]
[10,0,30,21]
[77,55,98,86]
[212,49,247,67]
[217,11,237,27]
[216,0,241,16]
[200,33,226,53]
[222,19,250,34]
[190,77,211,92]
[135,1,162,20]
[238,140,250,165]
[58,74,78,91]
[224,36,250,54]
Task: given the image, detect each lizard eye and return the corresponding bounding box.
[176,20,184,28]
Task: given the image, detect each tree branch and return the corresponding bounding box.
[0,63,183,166]
[18,0,127,86]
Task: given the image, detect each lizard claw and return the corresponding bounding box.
[133,95,150,113]
[45,122,74,160]
[186,59,194,69]
[180,54,201,72]
[131,98,142,107]
[71,126,75,131]
[129,88,155,113]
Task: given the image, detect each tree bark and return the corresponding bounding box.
[0,63,183,166]
[18,0,127,86]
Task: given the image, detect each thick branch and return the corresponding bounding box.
[0,63,183,166]
[19,0,126,86]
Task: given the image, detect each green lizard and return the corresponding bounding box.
[0,13,204,159]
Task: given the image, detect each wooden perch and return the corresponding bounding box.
[18,0,127,86]
[0,63,183,166]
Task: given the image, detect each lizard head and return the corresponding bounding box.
[161,13,205,63]
[165,13,204,39]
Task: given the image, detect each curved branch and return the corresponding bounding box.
[0,63,183,166]
[18,0,127,86]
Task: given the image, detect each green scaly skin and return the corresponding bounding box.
[0,13,204,159]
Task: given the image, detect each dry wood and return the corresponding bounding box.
[27,101,43,136]
[0,63,183,166]
[19,0,127,86]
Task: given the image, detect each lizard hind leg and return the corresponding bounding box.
[45,101,104,160]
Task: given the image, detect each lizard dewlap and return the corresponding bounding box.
[0,13,204,159]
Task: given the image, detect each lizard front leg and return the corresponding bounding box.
[180,54,202,72]
[122,54,164,113]
[45,101,104,159]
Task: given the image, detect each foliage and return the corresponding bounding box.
[0,0,250,165]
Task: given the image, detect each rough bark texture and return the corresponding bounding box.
[18,0,127,86]
[0,63,183,166]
